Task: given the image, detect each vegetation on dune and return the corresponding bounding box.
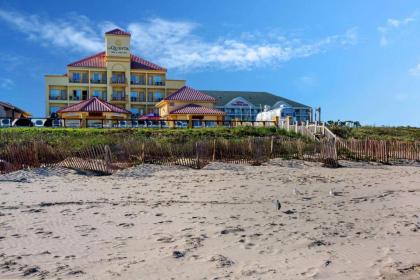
[0,126,302,151]
[329,126,420,141]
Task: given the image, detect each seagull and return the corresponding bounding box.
[275,200,281,210]
[329,188,337,197]
[293,188,302,196]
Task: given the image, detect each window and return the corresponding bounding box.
[71,90,81,100]
[93,90,106,100]
[153,76,162,85]
[92,72,102,82]
[112,90,125,101]
[72,72,80,82]
[154,92,164,102]
[130,108,139,117]
[147,92,153,102]
[50,89,66,100]
[130,91,138,102]
[50,106,61,114]
[131,75,139,85]
[82,90,88,100]
[138,92,145,101]
[112,72,125,83]
[81,73,88,83]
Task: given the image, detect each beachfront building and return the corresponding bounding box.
[201,90,312,122]
[0,101,31,119]
[45,28,185,118]
[156,86,225,126]
[56,97,131,127]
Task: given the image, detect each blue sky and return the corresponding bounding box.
[0,0,419,126]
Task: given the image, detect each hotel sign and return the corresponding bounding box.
[107,39,130,57]
[227,98,253,108]
[108,45,130,56]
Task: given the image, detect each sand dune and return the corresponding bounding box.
[0,160,419,279]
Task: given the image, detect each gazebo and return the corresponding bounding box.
[57,97,131,127]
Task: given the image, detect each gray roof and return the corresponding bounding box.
[200,90,311,109]
[0,101,29,114]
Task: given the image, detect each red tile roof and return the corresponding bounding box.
[165,86,216,102]
[105,28,131,36]
[68,52,106,68]
[57,97,131,114]
[131,54,165,71]
[170,104,226,115]
[67,51,165,70]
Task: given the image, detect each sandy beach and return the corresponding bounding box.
[0,160,419,280]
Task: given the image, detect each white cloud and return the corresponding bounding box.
[0,9,103,53]
[378,15,416,46]
[128,19,357,70]
[0,9,357,71]
[408,63,420,76]
[0,78,15,89]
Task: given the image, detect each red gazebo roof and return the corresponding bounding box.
[57,97,131,114]
[169,104,226,115]
[164,86,216,102]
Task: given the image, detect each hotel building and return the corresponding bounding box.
[201,90,312,122]
[45,28,186,118]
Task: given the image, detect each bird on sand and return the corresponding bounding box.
[329,188,337,197]
[293,188,302,195]
[275,200,281,210]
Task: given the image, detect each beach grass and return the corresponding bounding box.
[329,126,420,141]
[0,126,302,151]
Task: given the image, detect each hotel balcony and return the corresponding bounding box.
[69,78,89,84]
[110,79,126,86]
[148,81,165,86]
[49,95,67,101]
[111,95,126,101]
[130,80,146,86]
[130,97,146,102]
[90,79,107,84]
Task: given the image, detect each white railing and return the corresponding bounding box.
[279,121,337,141]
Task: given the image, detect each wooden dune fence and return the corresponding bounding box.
[336,139,420,163]
[0,138,418,175]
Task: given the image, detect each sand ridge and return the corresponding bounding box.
[0,160,419,279]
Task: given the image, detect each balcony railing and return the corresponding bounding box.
[148,81,165,86]
[49,96,67,100]
[69,79,88,83]
[90,79,107,84]
[110,79,126,84]
[111,95,126,101]
[130,80,145,85]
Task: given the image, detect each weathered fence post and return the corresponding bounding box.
[212,139,216,161]
[195,142,200,169]
[141,142,145,163]
[270,136,274,158]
